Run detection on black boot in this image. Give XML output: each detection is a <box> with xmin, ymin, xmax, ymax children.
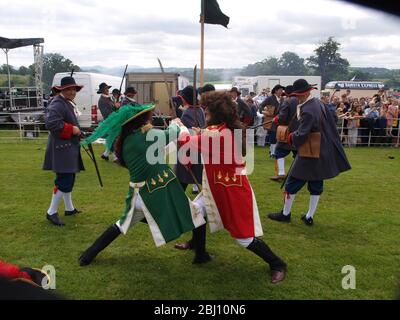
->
<box><xmin>247</xmin><ymin>238</ymin><xmax>287</xmax><ymax>284</ymax></box>
<box><xmin>192</xmin><ymin>224</ymin><xmax>212</xmax><ymax>264</ymax></box>
<box><xmin>79</xmin><ymin>224</ymin><xmax>121</xmax><ymax>266</ymax></box>
<box><xmin>267</xmin><ymin>210</ymin><xmax>291</xmax><ymax>223</ymax></box>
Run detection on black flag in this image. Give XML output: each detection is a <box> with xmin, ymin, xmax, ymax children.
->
<box><xmin>201</xmin><ymin>0</ymin><xmax>229</xmax><ymax>28</ymax></box>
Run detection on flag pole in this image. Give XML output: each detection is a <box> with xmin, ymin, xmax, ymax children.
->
<box><xmin>200</xmin><ymin>1</ymin><xmax>205</xmax><ymax>87</ymax></box>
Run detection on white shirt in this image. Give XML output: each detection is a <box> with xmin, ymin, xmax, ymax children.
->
<box><xmin>296</xmin><ymin>94</ymin><xmax>314</xmax><ymax>120</ymax></box>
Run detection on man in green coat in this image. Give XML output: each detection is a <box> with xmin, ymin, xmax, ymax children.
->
<box><xmin>79</xmin><ymin>103</ymin><xmax>209</xmax><ymax>266</ymax></box>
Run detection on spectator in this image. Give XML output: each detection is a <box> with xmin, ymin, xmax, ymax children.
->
<box><xmin>341</xmin><ymin>94</ymin><xmax>350</xmax><ymax>111</ymax></box>
<box><xmin>346</xmin><ymin>102</ymin><xmax>363</xmax><ymax>147</ymax></box>
<box><xmin>364</xmin><ymin>101</ymin><xmax>379</xmax><ymax>119</ymax></box>
<box><xmin>387</xmin><ymin>99</ymin><xmax>399</xmax><ymax>137</ymax></box>
<box><xmin>327</xmin><ymin>96</ymin><xmax>339</xmax><ymax>114</ymax></box>
<box><xmin>359</xmin><ymin>97</ymin><xmax>367</xmax><ymax>110</ymax></box>
<box><xmin>346</xmin><ymin>89</ymin><xmax>352</xmax><ymax>102</ymax></box>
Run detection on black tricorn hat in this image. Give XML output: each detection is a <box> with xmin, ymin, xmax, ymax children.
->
<box><xmin>199</xmin><ymin>83</ymin><xmax>216</xmax><ymax>94</ymax></box>
<box><xmin>97</xmin><ymin>82</ymin><xmax>112</xmax><ymax>94</ymax></box>
<box><xmin>282</xmin><ymin>85</ymin><xmax>294</xmax><ymax>96</ymax></box>
<box><xmin>179</xmin><ymin>85</ymin><xmax>196</xmax><ymax>105</ymax></box>
<box><xmin>271</xmin><ymin>84</ymin><xmax>285</xmax><ymax>95</ymax></box>
<box><xmin>124</xmin><ymin>86</ymin><xmax>137</xmax><ymax>95</ymax></box>
<box><xmin>291</xmin><ymin>79</ymin><xmax>318</xmax><ymax>95</ymax></box>
<box><xmin>53</xmin><ymin>76</ymin><xmax>83</xmax><ymax>92</ymax></box>
<box><xmin>229</xmin><ymin>87</ymin><xmax>241</xmax><ymax>96</ymax></box>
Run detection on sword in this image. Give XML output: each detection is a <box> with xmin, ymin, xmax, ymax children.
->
<box><xmin>185</xmin><ymin>165</ymin><xmax>202</xmax><ymax>192</ymax></box>
<box><xmin>249</xmin><ymin>119</ymin><xmax>273</xmax><ymax>129</ymax></box>
<box><xmin>118</xmin><ymin>64</ymin><xmax>128</xmax><ymax>100</ymax></box>
<box><xmin>193</xmin><ymin>64</ymin><xmax>197</xmax><ymax>107</ymax></box>
<box><xmin>157</xmin><ymin>58</ymin><xmax>177</xmax><ymax>119</ymax></box>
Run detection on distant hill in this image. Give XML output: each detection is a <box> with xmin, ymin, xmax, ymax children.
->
<box><xmin>351</xmin><ymin>67</ymin><xmax>400</xmax><ymax>78</ymax></box>
<box><xmin>80</xmin><ymin>66</ymin><xmax>241</xmax><ymax>83</ymax></box>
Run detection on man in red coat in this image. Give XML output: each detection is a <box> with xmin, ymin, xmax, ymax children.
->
<box><xmin>177</xmin><ymin>91</ymin><xmax>287</xmax><ymax>284</ymax></box>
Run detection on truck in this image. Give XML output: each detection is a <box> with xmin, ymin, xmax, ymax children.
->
<box><xmin>52</xmin><ymin>72</ymin><xmax>125</xmax><ymax>128</ymax></box>
<box><xmin>125</xmin><ymin>72</ymin><xmax>189</xmax><ymax>115</ymax></box>
<box><xmin>233</xmin><ymin>75</ymin><xmax>322</xmax><ymax>98</ymax></box>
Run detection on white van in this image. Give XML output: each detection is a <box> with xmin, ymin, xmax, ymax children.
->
<box><xmin>52</xmin><ymin>72</ymin><xmax>125</xmax><ymax>128</ymax></box>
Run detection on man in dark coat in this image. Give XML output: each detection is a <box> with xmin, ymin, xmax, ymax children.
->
<box><xmin>229</xmin><ymin>87</ymin><xmax>253</xmax><ymax>126</ymax></box>
<box><xmin>97</xmin><ymin>82</ymin><xmax>114</xmax><ymax>120</ymax></box>
<box><xmin>259</xmin><ymin>84</ymin><xmax>285</xmax><ymax>157</ymax></box>
<box><xmin>175</xmin><ymin>85</ymin><xmax>205</xmax><ymax>192</ymax></box>
<box><xmin>121</xmin><ymin>86</ymin><xmax>139</xmax><ymax>106</ymax></box>
<box><xmin>268</xmin><ymin>79</ymin><xmax>351</xmax><ymax>226</ymax></box>
<box><xmin>97</xmin><ymin>82</ymin><xmax>117</xmax><ymax>161</ymax></box>
<box><xmin>43</xmin><ymin>77</ymin><xmax>85</xmax><ymax>226</ymax></box>
<box><xmin>270</xmin><ymin>86</ymin><xmax>299</xmax><ymax>182</ymax></box>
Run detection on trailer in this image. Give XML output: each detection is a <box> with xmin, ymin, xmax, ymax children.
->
<box><xmin>125</xmin><ymin>72</ymin><xmax>189</xmax><ymax>115</ymax></box>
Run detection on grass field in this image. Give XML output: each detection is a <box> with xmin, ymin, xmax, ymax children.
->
<box><xmin>0</xmin><ymin>137</ymin><xmax>399</xmax><ymax>300</ymax></box>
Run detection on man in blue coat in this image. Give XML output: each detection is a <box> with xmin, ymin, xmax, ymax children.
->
<box><xmin>174</xmin><ymin>85</ymin><xmax>205</xmax><ymax>193</ymax></box>
<box><xmin>268</xmin><ymin>79</ymin><xmax>351</xmax><ymax>226</ymax></box>
<box><xmin>43</xmin><ymin>76</ymin><xmax>85</xmax><ymax>226</ymax></box>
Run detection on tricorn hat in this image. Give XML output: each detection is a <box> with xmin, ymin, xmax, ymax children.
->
<box><xmin>271</xmin><ymin>84</ymin><xmax>285</xmax><ymax>95</ymax></box>
<box><xmin>53</xmin><ymin>76</ymin><xmax>83</xmax><ymax>92</ymax></box>
<box><xmin>179</xmin><ymin>85</ymin><xmax>197</xmax><ymax>105</ymax></box>
<box><xmin>124</xmin><ymin>86</ymin><xmax>137</xmax><ymax>95</ymax></box>
<box><xmin>199</xmin><ymin>84</ymin><xmax>216</xmax><ymax>95</ymax></box>
<box><xmin>291</xmin><ymin>79</ymin><xmax>318</xmax><ymax>95</ymax></box>
<box><xmin>229</xmin><ymin>87</ymin><xmax>241</xmax><ymax>96</ymax></box>
<box><xmin>282</xmin><ymin>85</ymin><xmax>294</xmax><ymax>96</ymax></box>
<box><xmin>97</xmin><ymin>82</ymin><xmax>112</xmax><ymax>94</ymax></box>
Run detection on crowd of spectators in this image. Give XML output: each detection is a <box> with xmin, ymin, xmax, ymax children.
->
<box><xmin>322</xmin><ymin>89</ymin><xmax>399</xmax><ymax>147</ymax></box>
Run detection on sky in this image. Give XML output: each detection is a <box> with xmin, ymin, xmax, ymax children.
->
<box><xmin>1</xmin><ymin>0</ymin><xmax>400</xmax><ymax>70</ymax></box>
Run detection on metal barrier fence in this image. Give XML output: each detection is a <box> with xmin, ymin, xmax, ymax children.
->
<box><xmin>0</xmin><ymin>112</ymin><xmax>167</xmax><ymax>143</ymax></box>
<box><xmin>0</xmin><ymin>112</ymin><xmax>399</xmax><ymax>147</ymax></box>
<box><xmin>336</xmin><ymin>117</ymin><xmax>400</xmax><ymax>147</ymax></box>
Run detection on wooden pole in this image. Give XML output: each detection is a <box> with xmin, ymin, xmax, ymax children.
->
<box><xmin>200</xmin><ymin>15</ymin><xmax>205</xmax><ymax>87</ymax></box>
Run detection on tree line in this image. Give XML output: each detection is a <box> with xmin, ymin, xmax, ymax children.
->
<box><xmin>241</xmin><ymin>37</ymin><xmax>400</xmax><ymax>88</ymax></box>
<box><xmin>1</xmin><ymin>37</ymin><xmax>400</xmax><ymax>91</ymax></box>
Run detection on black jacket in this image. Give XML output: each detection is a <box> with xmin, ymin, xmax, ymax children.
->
<box><xmin>291</xmin><ymin>97</ymin><xmax>351</xmax><ymax>181</ymax></box>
